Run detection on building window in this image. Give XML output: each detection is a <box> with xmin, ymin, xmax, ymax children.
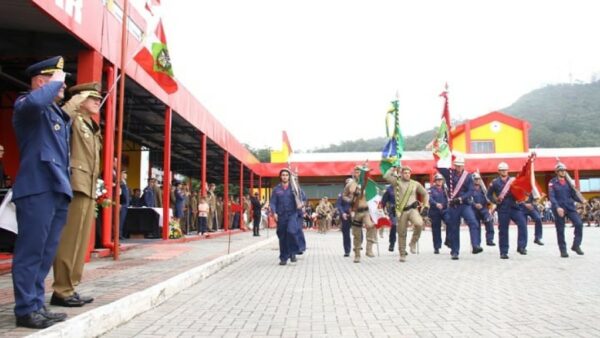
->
<box><xmin>580</xmin><ymin>178</ymin><xmax>600</xmax><ymax>192</ymax></box>
<box><xmin>471</xmin><ymin>140</ymin><xmax>495</xmax><ymax>154</ymax></box>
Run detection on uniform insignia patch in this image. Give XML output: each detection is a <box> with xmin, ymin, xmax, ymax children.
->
<box><xmin>54</xmin><ymin>123</ymin><xmax>61</xmax><ymax>131</ymax></box>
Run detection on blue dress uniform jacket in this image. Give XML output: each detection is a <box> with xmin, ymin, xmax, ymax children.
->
<box><xmin>524</xmin><ymin>194</ymin><xmax>543</xmax><ymax>241</ymax></box>
<box><xmin>548</xmin><ymin>177</ymin><xmax>584</xmax><ymax>251</ymax></box>
<box><xmin>142</xmin><ymin>186</ymin><xmax>155</xmax><ymax>207</ymax></box>
<box><xmin>11</xmin><ymin>81</ymin><xmax>72</xmax><ymax>317</ymax></box>
<box><xmin>428</xmin><ymin>185</ymin><xmax>449</xmax><ymax>250</ymax></box>
<box><xmin>270</xmin><ymin>183</ymin><xmax>300</xmax><ymax>262</ymax></box>
<box><xmin>12</xmin><ymin>81</ymin><xmax>72</xmax><ymax>200</ymax></box>
<box><xmin>336</xmin><ymin>193</ymin><xmax>352</xmax><ymax>255</ymax></box>
<box><xmin>437</xmin><ymin>168</ymin><xmax>480</xmax><ymax>256</ymax></box>
<box><xmin>487</xmin><ymin>176</ymin><xmax>528</xmax><ymax>255</ymax></box>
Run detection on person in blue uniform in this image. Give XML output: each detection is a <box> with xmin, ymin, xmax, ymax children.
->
<box><xmin>486</xmin><ymin>162</ymin><xmax>528</xmax><ymax>259</ymax></box>
<box><xmin>380</xmin><ymin>184</ymin><xmax>397</xmax><ymax>252</ymax></box>
<box><xmin>11</xmin><ymin>56</ymin><xmax>72</xmax><ymax>328</ymax></box>
<box><xmin>336</xmin><ymin>188</ymin><xmax>352</xmax><ymax>257</ymax></box>
<box><xmin>250</xmin><ymin>192</ymin><xmax>263</xmax><ymax>236</ymax></box>
<box><xmin>142</xmin><ymin>178</ymin><xmax>156</xmax><ymax>207</ymax></box>
<box><xmin>270</xmin><ymin>168</ymin><xmax>301</xmax><ymax>265</ymax></box>
<box><xmin>437</xmin><ymin>156</ymin><xmax>483</xmax><ymax>260</ymax></box>
<box><xmin>119</xmin><ymin>170</ymin><xmax>130</xmax><ymax>239</ymax></box>
<box><xmin>524</xmin><ymin>194</ymin><xmax>544</xmax><ymax>246</ymax></box>
<box><xmin>172</xmin><ymin>180</ymin><xmax>185</xmax><ymax>222</ymax></box>
<box><xmin>428</xmin><ymin>173</ymin><xmax>450</xmax><ymax>254</ymax></box>
<box><xmin>471</xmin><ymin>173</ymin><xmax>496</xmax><ymax>246</ymax></box>
<box><xmin>548</xmin><ymin>162</ymin><xmax>586</xmax><ymax>257</ymax></box>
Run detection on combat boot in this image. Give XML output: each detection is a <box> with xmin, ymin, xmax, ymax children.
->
<box><xmin>399</xmin><ymin>255</ymin><xmax>407</xmax><ymax>262</ymax></box>
<box><xmin>365</xmin><ymin>243</ymin><xmax>375</xmax><ymax>257</ymax></box>
<box><xmin>409</xmin><ymin>242</ymin><xmax>417</xmax><ymax>254</ymax></box>
<box><xmin>353</xmin><ymin>250</ymin><xmax>361</xmax><ymax>263</ymax></box>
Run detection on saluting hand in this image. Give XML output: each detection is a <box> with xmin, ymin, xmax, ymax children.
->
<box><xmin>50</xmin><ymin>70</ymin><xmax>66</xmax><ymax>83</ymax></box>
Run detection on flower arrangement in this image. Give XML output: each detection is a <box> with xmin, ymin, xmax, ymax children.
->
<box><xmin>95</xmin><ymin>178</ymin><xmax>112</xmax><ymax>217</ymax></box>
<box><xmin>169</xmin><ymin>218</ymin><xmax>183</xmax><ymax>239</ymax></box>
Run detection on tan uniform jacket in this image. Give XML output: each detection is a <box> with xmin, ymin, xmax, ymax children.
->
<box><xmin>383</xmin><ymin>168</ymin><xmax>429</xmax><ymax>213</ymax></box>
<box><xmin>342</xmin><ymin>178</ymin><xmax>367</xmax><ymax>208</ymax></box>
<box><xmin>62</xmin><ymin>102</ymin><xmax>101</xmax><ymax>198</ymax></box>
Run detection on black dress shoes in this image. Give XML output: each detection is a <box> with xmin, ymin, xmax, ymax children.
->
<box><xmin>472</xmin><ymin>247</ymin><xmax>483</xmax><ymax>254</ymax></box>
<box><xmin>74</xmin><ymin>292</ymin><xmax>94</xmax><ymax>304</ymax></box>
<box><xmin>486</xmin><ymin>241</ymin><xmax>496</xmax><ymax>246</ymax></box>
<box><xmin>500</xmin><ymin>254</ymin><xmax>509</xmax><ymax>259</ymax></box>
<box><xmin>388</xmin><ymin>245</ymin><xmax>394</xmax><ymax>252</ymax></box>
<box><xmin>343</xmin><ymin>253</ymin><xmax>350</xmax><ymax>257</ymax></box>
<box><xmin>571</xmin><ymin>246</ymin><xmax>584</xmax><ymax>255</ymax></box>
<box><xmin>517</xmin><ymin>248</ymin><xmax>527</xmax><ymax>255</ymax></box>
<box><xmin>39</xmin><ymin>306</ymin><xmax>67</xmax><ymax>322</ymax></box>
<box><xmin>451</xmin><ymin>255</ymin><xmax>459</xmax><ymax>260</ymax></box>
<box><xmin>534</xmin><ymin>239</ymin><xmax>544</xmax><ymax>245</ymax></box>
<box><xmin>16</xmin><ymin>311</ymin><xmax>55</xmax><ymax>329</ymax></box>
<box><xmin>434</xmin><ymin>248</ymin><xmax>440</xmax><ymax>254</ymax></box>
<box><xmin>290</xmin><ymin>255</ymin><xmax>297</xmax><ymax>262</ymax></box>
<box><xmin>560</xmin><ymin>251</ymin><xmax>569</xmax><ymax>258</ymax></box>
<box><xmin>279</xmin><ymin>260</ymin><xmax>287</xmax><ymax>266</ymax></box>
<box><xmin>50</xmin><ymin>293</ymin><xmax>85</xmax><ymax>307</ymax></box>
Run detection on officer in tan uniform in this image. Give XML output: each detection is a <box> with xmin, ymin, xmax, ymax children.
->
<box><xmin>343</xmin><ymin>165</ymin><xmax>376</xmax><ymax>263</ymax></box>
<box><xmin>51</xmin><ymin>82</ymin><xmax>102</xmax><ymax>306</ymax></box>
<box><xmin>207</xmin><ymin>183</ymin><xmax>218</xmax><ymax>232</ymax></box>
<box><xmin>383</xmin><ymin>165</ymin><xmax>429</xmax><ymax>262</ymax></box>
<box><xmin>315</xmin><ymin>197</ymin><xmax>332</xmax><ymax>233</ymax></box>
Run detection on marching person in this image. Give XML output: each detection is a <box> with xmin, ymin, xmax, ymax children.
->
<box><xmin>428</xmin><ymin>173</ymin><xmax>450</xmax><ymax>254</ymax></box>
<box><xmin>52</xmin><ymin>82</ymin><xmax>103</xmax><ymax>308</ymax></box>
<box><xmin>11</xmin><ymin>56</ymin><xmax>72</xmax><ymax>328</ymax></box>
<box><xmin>270</xmin><ymin>168</ymin><xmax>302</xmax><ymax>265</ymax></box>
<box><xmin>486</xmin><ymin>162</ymin><xmax>528</xmax><ymax>259</ymax></box>
<box><xmin>471</xmin><ymin>173</ymin><xmax>496</xmax><ymax>246</ymax></box>
<box><xmin>437</xmin><ymin>156</ymin><xmax>483</xmax><ymax>260</ymax></box>
<box><xmin>335</xmin><ymin>190</ymin><xmax>352</xmax><ymax>257</ymax></box>
<box><xmin>549</xmin><ymin>162</ymin><xmax>586</xmax><ymax>257</ymax></box>
<box><xmin>380</xmin><ymin>184</ymin><xmax>397</xmax><ymax>252</ymax></box>
<box><xmin>343</xmin><ymin>165</ymin><xmax>376</xmax><ymax>263</ymax></box>
<box><xmin>383</xmin><ymin>165</ymin><xmax>429</xmax><ymax>262</ymax></box>
<box><xmin>315</xmin><ymin>197</ymin><xmax>332</xmax><ymax>234</ymax></box>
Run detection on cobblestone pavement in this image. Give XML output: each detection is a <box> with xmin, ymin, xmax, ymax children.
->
<box><xmin>0</xmin><ymin>229</ymin><xmax>268</xmax><ymax>337</ymax></box>
<box><xmin>104</xmin><ymin>225</ymin><xmax>600</xmax><ymax>338</ymax></box>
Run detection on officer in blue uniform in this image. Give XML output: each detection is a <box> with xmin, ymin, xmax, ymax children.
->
<box><xmin>428</xmin><ymin>173</ymin><xmax>450</xmax><ymax>254</ymax></box>
<box><xmin>548</xmin><ymin>162</ymin><xmax>586</xmax><ymax>257</ymax></box>
<box><xmin>471</xmin><ymin>173</ymin><xmax>496</xmax><ymax>246</ymax></box>
<box><xmin>486</xmin><ymin>162</ymin><xmax>528</xmax><ymax>259</ymax></box>
<box><xmin>437</xmin><ymin>156</ymin><xmax>483</xmax><ymax>260</ymax></box>
<box><xmin>335</xmin><ymin>189</ymin><xmax>352</xmax><ymax>257</ymax></box>
<box><xmin>524</xmin><ymin>194</ymin><xmax>544</xmax><ymax>246</ymax></box>
<box><xmin>11</xmin><ymin>56</ymin><xmax>72</xmax><ymax>328</ymax></box>
<box><xmin>270</xmin><ymin>168</ymin><xmax>301</xmax><ymax>265</ymax></box>
<box><xmin>380</xmin><ymin>184</ymin><xmax>397</xmax><ymax>252</ymax></box>
<box><xmin>142</xmin><ymin>178</ymin><xmax>156</xmax><ymax>207</ymax></box>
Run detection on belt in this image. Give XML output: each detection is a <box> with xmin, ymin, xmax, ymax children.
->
<box><xmin>356</xmin><ymin>207</ymin><xmax>369</xmax><ymax>212</ymax></box>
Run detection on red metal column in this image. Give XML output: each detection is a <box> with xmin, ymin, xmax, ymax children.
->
<box><xmin>574</xmin><ymin>169</ymin><xmax>580</xmax><ymax>189</ymax></box>
<box><xmin>201</xmin><ymin>133</ymin><xmax>207</xmax><ymax>196</ymax></box>
<box><xmin>101</xmin><ymin>65</ymin><xmax>116</xmax><ymax>251</ymax></box>
<box><xmin>250</xmin><ymin>172</ymin><xmax>254</xmax><ymax>195</ymax></box>
<box><xmin>223</xmin><ymin>152</ymin><xmax>229</xmax><ymax>231</ymax></box>
<box><xmin>258</xmin><ymin>176</ymin><xmax>262</xmax><ymax>199</ymax></box>
<box><xmin>239</xmin><ymin>162</ymin><xmax>244</xmax><ymax>230</ymax></box>
<box><xmin>162</xmin><ymin>107</ymin><xmax>173</xmax><ymax>239</ymax></box>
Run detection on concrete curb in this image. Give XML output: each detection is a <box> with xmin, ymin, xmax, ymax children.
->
<box><xmin>29</xmin><ymin>237</ymin><xmax>277</xmax><ymax>338</ymax></box>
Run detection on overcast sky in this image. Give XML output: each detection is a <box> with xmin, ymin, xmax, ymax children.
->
<box><xmin>153</xmin><ymin>0</ymin><xmax>600</xmax><ymax>152</ymax></box>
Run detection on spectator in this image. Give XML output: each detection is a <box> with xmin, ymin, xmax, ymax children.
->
<box><xmin>197</xmin><ymin>195</ymin><xmax>209</xmax><ymax>235</ymax></box>
<box><xmin>130</xmin><ymin>188</ymin><xmax>143</xmax><ymax>207</ymax></box>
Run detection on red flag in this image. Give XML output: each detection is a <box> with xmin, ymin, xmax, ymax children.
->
<box><xmin>510</xmin><ymin>154</ymin><xmax>542</xmax><ymax>202</ymax></box>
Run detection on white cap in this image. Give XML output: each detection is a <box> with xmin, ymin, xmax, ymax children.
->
<box><xmin>453</xmin><ymin>157</ymin><xmax>465</xmax><ymax>166</ymax></box>
<box><xmin>555</xmin><ymin>162</ymin><xmax>567</xmax><ymax>171</ymax></box>
<box><xmin>498</xmin><ymin>162</ymin><xmax>509</xmax><ymax>171</ymax></box>
<box><xmin>434</xmin><ymin>173</ymin><xmax>444</xmax><ymax>180</ymax></box>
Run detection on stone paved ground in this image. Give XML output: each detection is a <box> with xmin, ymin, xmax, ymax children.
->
<box><xmin>103</xmin><ymin>225</ymin><xmax>600</xmax><ymax>338</ymax></box>
<box><xmin>0</xmin><ymin>229</ymin><xmax>268</xmax><ymax>337</ymax></box>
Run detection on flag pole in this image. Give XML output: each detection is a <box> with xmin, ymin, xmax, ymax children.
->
<box><xmin>112</xmin><ymin>0</ymin><xmax>129</xmax><ymax>260</ymax></box>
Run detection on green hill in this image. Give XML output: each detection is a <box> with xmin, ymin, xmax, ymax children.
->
<box><xmin>312</xmin><ymin>81</ymin><xmax>600</xmax><ymax>152</ymax></box>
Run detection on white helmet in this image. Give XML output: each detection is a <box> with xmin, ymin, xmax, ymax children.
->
<box><xmin>434</xmin><ymin>173</ymin><xmax>444</xmax><ymax>180</ymax></box>
<box><xmin>555</xmin><ymin>162</ymin><xmax>567</xmax><ymax>171</ymax></box>
<box><xmin>453</xmin><ymin>156</ymin><xmax>465</xmax><ymax>166</ymax></box>
<box><xmin>472</xmin><ymin>172</ymin><xmax>481</xmax><ymax>179</ymax></box>
<box><xmin>498</xmin><ymin>162</ymin><xmax>509</xmax><ymax>171</ymax></box>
